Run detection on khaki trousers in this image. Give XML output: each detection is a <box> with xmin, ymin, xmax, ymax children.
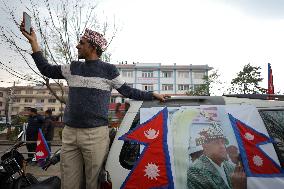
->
<box><xmin>60</xmin><ymin>125</ymin><xmax>109</xmax><ymax>189</ymax></box>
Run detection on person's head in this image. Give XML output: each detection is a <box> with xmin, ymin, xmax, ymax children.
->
<box><xmin>45</xmin><ymin>109</ymin><xmax>52</xmax><ymax>116</ymax></box>
<box><xmin>196</xmin><ymin>123</ymin><xmax>228</xmax><ymax>166</ymax></box>
<box><xmin>226</xmin><ymin>145</ymin><xmax>239</xmax><ymax>165</ymax></box>
<box><xmin>76</xmin><ymin>28</ymin><xmax>107</xmax><ymax>60</ymax></box>
<box><xmin>29</xmin><ymin>108</ymin><xmax>37</xmax><ymax>116</ymax></box>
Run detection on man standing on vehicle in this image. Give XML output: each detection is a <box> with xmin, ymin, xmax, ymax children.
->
<box><xmin>20</xmin><ymin>23</ymin><xmax>169</xmax><ymax>189</ymax></box>
<box><xmin>187</xmin><ymin>123</ymin><xmax>246</xmax><ymax>189</ymax></box>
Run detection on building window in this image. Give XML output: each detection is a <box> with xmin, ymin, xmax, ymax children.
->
<box><xmin>12</xmin><ymin>107</ymin><xmax>20</xmax><ymax>112</ymax></box>
<box><xmin>194</xmin><ymin>72</ymin><xmax>205</xmax><ymax>79</ymax></box>
<box><xmin>24</xmin><ymin>98</ymin><xmax>33</xmax><ymax>103</ymax></box>
<box><xmin>162</xmin><ymin>71</ymin><xmax>172</xmax><ymax>78</ymax></box>
<box><xmin>178</xmin><ymin>84</ymin><xmax>190</xmax><ymax>91</ymax></box>
<box><xmin>13</xmin><ymin>98</ymin><xmax>21</xmax><ymax>103</ymax></box>
<box><xmin>122</xmin><ymin>70</ymin><xmax>133</xmax><ymax>78</ymax></box>
<box><xmin>142</xmin><ymin>71</ymin><xmax>153</xmax><ymax>78</ymax></box>
<box><xmin>0</xmin><ymin>102</ymin><xmax>2</xmax><ymax>107</ymax></box>
<box><xmin>14</xmin><ymin>90</ymin><xmax>21</xmax><ymax>94</ymax></box>
<box><xmin>37</xmin><ymin>90</ymin><xmax>46</xmax><ymax>94</ymax></box>
<box><xmin>24</xmin><ymin>107</ymin><xmax>31</xmax><ymax>111</ymax></box>
<box><xmin>142</xmin><ymin>84</ymin><xmax>153</xmax><ymax>91</ymax></box>
<box><xmin>36</xmin><ymin>99</ymin><xmax>45</xmax><ymax>103</ymax></box>
<box><xmin>162</xmin><ymin>84</ymin><xmax>173</xmax><ymax>91</ymax></box>
<box><xmin>110</xmin><ymin>97</ymin><xmax>116</xmax><ymax>103</ymax></box>
<box><xmin>47</xmin><ymin>107</ymin><xmax>56</xmax><ymax>111</ymax></box>
<box><xmin>0</xmin><ymin>92</ymin><xmax>3</xmax><ymax>97</ymax></box>
<box><xmin>178</xmin><ymin>71</ymin><xmax>189</xmax><ymax>78</ymax></box>
<box><xmin>48</xmin><ymin>99</ymin><xmax>56</xmax><ymax>103</ymax></box>
<box><xmin>25</xmin><ymin>90</ymin><xmax>33</xmax><ymax>94</ymax></box>
<box><xmin>194</xmin><ymin>84</ymin><xmax>207</xmax><ymax>90</ymax></box>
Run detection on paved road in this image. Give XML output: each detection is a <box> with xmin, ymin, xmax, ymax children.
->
<box><xmin>0</xmin><ymin>143</ymin><xmax>61</xmax><ymax>179</ymax></box>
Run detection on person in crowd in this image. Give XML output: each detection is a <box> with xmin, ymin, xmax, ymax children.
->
<box><xmin>26</xmin><ymin>108</ymin><xmax>44</xmax><ymax>164</ymax></box>
<box><xmin>21</xmin><ymin>23</ymin><xmax>169</xmax><ymax>189</ymax></box>
<box><xmin>226</xmin><ymin>145</ymin><xmax>240</xmax><ymax>165</ymax></box>
<box><xmin>187</xmin><ymin>123</ymin><xmax>246</xmax><ymax>189</ymax></box>
<box><xmin>42</xmin><ymin>109</ymin><xmax>55</xmax><ymax>151</ymax></box>
<box><xmin>189</xmin><ymin>145</ymin><xmax>203</xmax><ymax>163</ymax></box>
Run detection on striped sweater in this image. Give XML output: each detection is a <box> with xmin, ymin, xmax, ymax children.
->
<box><xmin>31</xmin><ymin>51</ymin><xmax>154</xmax><ymax>128</ymax></box>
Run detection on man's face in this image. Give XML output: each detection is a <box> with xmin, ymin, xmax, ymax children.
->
<box><xmin>203</xmin><ymin>138</ymin><xmax>228</xmax><ymax>164</ymax></box>
<box><xmin>76</xmin><ymin>38</ymin><xmax>95</xmax><ymax>59</ymax></box>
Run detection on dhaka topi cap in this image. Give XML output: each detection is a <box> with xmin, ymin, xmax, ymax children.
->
<box><xmin>195</xmin><ymin>122</ymin><xmax>228</xmax><ymax>145</ymax></box>
<box><xmin>82</xmin><ymin>28</ymin><xmax>108</xmax><ymax>51</ymax></box>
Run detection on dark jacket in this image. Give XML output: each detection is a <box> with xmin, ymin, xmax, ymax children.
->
<box><xmin>26</xmin><ymin>114</ymin><xmax>44</xmax><ymax>141</ymax></box>
<box><xmin>42</xmin><ymin>115</ymin><xmax>55</xmax><ymax>141</ymax></box>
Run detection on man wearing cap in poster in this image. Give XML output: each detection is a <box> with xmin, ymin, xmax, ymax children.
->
<box><xmin>187</xmin><ymin>123</ymin><xmax>247</xmax><ymax>189</ymax></box>
<box><xmin>20</xmin><ymin>24</ymin><xmax>169</xmax><ymax>188</ymax></box>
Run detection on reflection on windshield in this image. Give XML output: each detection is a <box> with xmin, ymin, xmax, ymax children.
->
<box><xmin>259</xmin><ymin>110</ymin><xmax>284</xmax><ymax>168</ymax></box>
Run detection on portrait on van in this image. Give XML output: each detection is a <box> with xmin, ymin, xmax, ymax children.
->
<box><xmin>168</xmin><ymin>106</ymin><xmax>245</xmax><ymax>189</ymax></box>
<box><xmin>136</xmin><ymin>105</ymin><xmax>283</xmax><ymax>189</ymax></box>
<box><xmin>186</xmin><ymin>106</ymin><xmax>247</xmax><ymax>189</ymax></box>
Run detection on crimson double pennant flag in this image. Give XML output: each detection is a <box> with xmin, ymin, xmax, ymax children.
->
<box><xmin>229</xmin><ymin>114</ymin><xmax>284</xmax><ymax>176</ymax></box>
<box><xmin>267</xmin><ymin>63</ymin><xmax>274</xmax><ymax>95</ymax></box>
<box><xmin>119</xmin><ymin>108</ymin><xmax>174</xmax><ymax>189</ymax></box>
<box><xmin>35</xmin><ymin>129</ymin><xmax>51</xmax><ymax>163</ymax></box>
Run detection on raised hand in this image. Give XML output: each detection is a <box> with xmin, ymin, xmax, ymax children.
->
<box><xmin>231</xmin><ymin>163</ymin><xmax>247</xmax><ymax>189</ymax></box>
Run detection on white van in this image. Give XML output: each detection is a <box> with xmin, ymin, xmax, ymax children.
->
<box><xmin>103</xmin><ymin>95</ymin><xmax>284</xmax><ymax>189</ymax></box>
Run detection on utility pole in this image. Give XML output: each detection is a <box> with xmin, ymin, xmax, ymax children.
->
<box><xmin>6</xmin><ymin>81</ymin><xmax>15</xmax><ymax>139</ymax></box>
<box><xmin>7</xmin><ymin>81</ymin><xmax>15</xmax><ymax>123</ymax></box>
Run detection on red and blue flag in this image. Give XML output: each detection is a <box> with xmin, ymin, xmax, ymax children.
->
<box><xmin>229</xmin><ymin>114</ymin><xmax>283</xmax><ymax>176</ymax></box>
<box><xmin>35</xmin><ymin>128</ymin><xmax>51</xmax><ymax>166</ymax></box>
<box><xmin>267</xmin><ymin>63</ymin><xmax>274</xmax><ymax>95</ymax></box>
<box><xmin>119</xmin><ymin>108</ymin><xmax>174</xmax><ymax>189</ymax></box>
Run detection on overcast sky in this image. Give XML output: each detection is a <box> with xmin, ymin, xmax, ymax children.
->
<box><xmin>1</xmin><ymin>0</ymin><xmax>284</xmax><ymax>94</ymax></box>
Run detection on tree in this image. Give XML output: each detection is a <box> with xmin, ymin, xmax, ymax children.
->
<box><xmin>229</xmin><ymin>63</ymin><xmax>266</xmax><ymax>94</ymax></box>
<box><xmin>186</xmin><ymin>69</ymin><xmax>223</xmax><ymax>96</ymax></box>
<box><xmin>0</xmin><ymin>0</ymin><xmax>118</xmax><ymax>104</ymax></box>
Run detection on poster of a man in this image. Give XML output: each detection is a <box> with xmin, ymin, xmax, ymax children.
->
<box><xmin>139</xmin><ymin>105</ymin><xmax>282</xmax><ymax>188</ymax></box>
<box><xmin>187</xmin><ymin>123</ymin><xmax>246</xmax><ymax>189</ymax></box>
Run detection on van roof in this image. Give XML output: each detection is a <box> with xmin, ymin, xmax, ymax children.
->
<box><xmin>137</xmin><ymin>95</ymin><xmax>284</xmax><ymax>109</ymax></box>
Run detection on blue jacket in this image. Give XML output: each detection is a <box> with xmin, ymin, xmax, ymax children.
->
<box><xmin>26</xmin><ymin>114</ymin><xmax>44</xmax><ymax>140</ymax></box>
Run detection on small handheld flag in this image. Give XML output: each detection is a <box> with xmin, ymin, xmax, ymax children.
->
<box><xmin>35</xmin><ymin>129</ymin><xmax>51</xmax><ymax>166</ymax></box>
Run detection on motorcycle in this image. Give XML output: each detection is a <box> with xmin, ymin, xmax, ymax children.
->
<box><xmin>0</xmin><ymin>131</ymin><xmax>38</xmax><ymax>189</ymax></box>
<box><xmin>0</xmin><ymin>131</ymin><xmax>60</xmax><ymax>189</ymax></box>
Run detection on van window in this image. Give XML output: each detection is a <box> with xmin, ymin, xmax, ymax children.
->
<box><xmin>119</xmin><ymin>114</ymin><xmax>140</xmax><ymax>170</ymax></box>
<box><xmin>259</xmin><ymin>110</ymin><xmax>284</xmax><ymax>168</ymax></box>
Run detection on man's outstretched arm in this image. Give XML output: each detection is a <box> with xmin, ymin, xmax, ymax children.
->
<box><xmin>20</xmin><ymin>21</ymin><xmax>65</xmax><ymax>79</ymax></box>
<box><xmin>20</xmin><ymin>22</ymin><xmax>40</xmax><ymax>53</ymax></box>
